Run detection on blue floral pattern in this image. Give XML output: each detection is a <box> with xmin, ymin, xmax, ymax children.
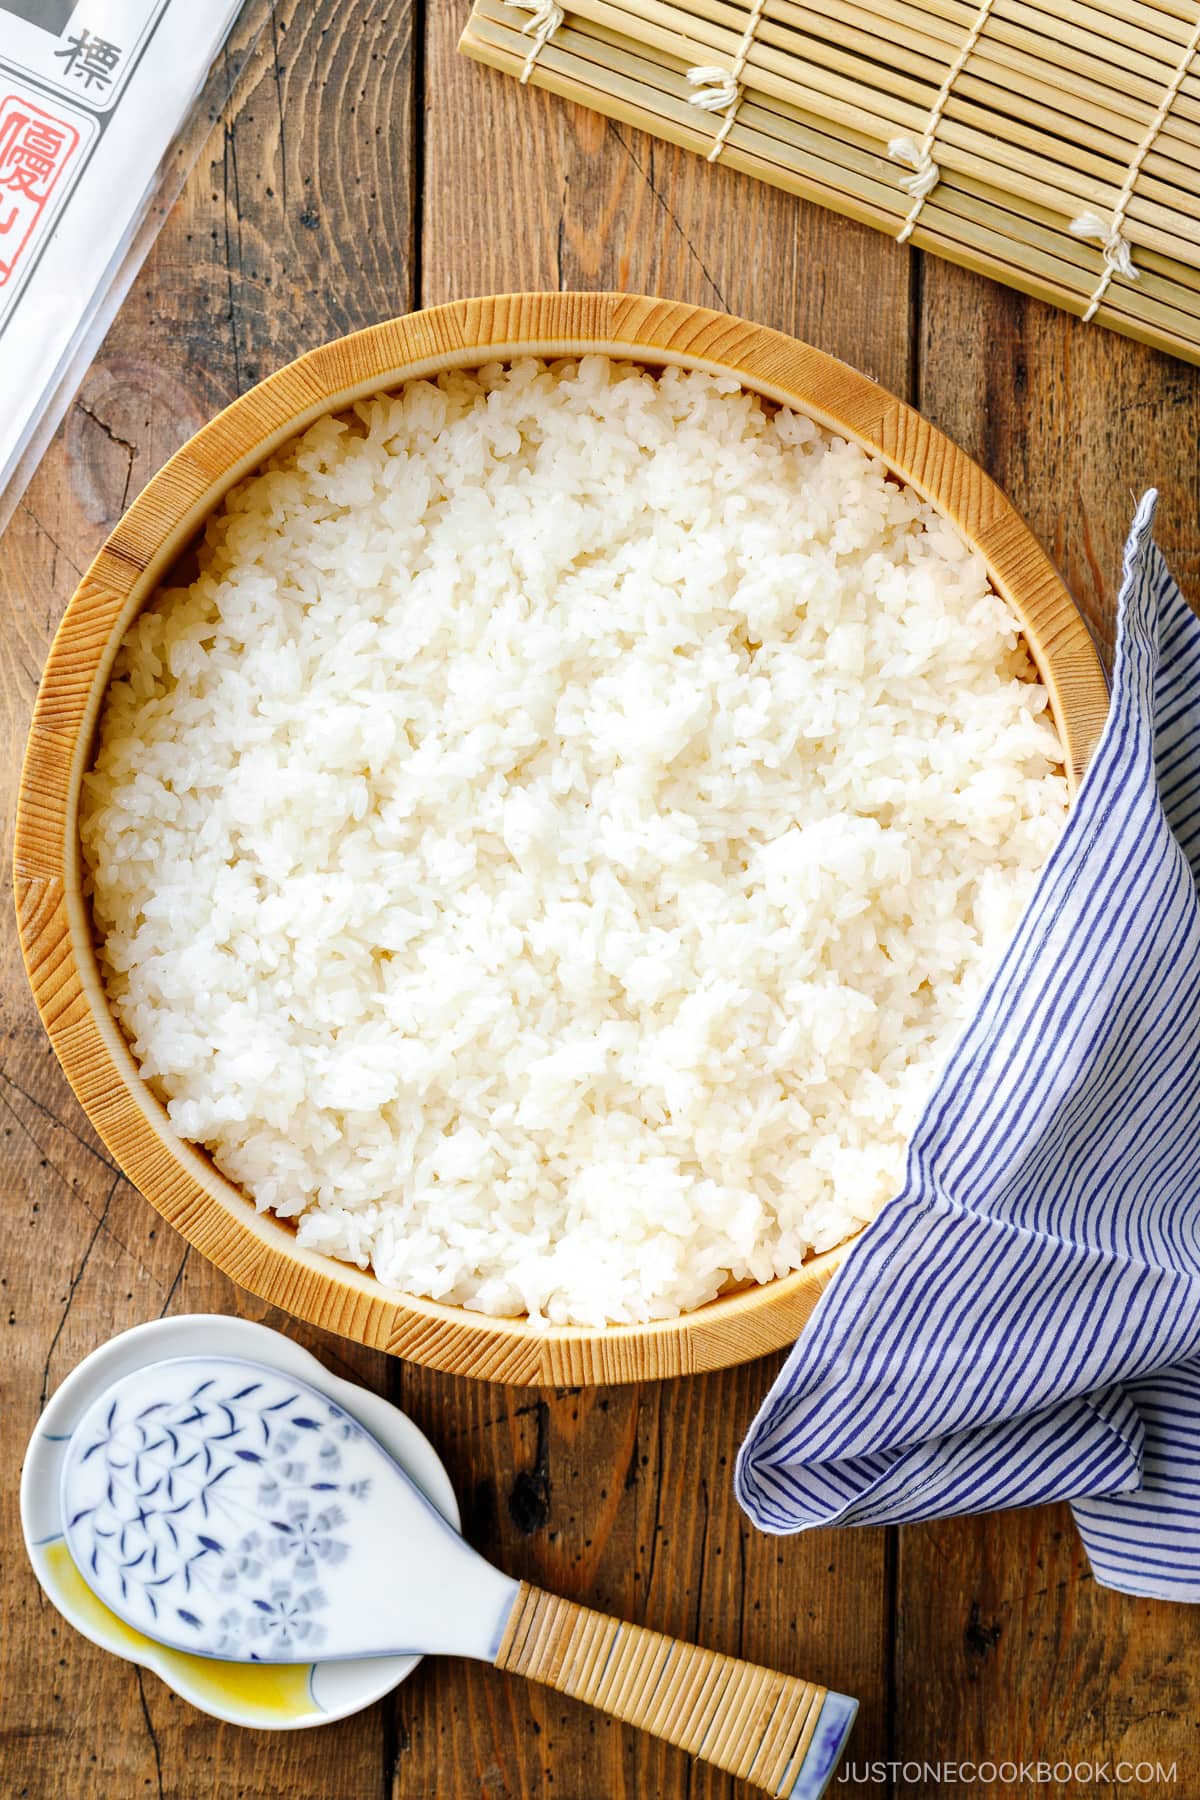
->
<box><xmin>62</xmin><ymin>1365</ymin><xmax>375</xmax><ymax>1659</ymax></box>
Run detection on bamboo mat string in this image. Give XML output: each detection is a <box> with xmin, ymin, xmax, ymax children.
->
<box><xmin>506</xmin><ymin>0</ymin><xmax>565</xmax><ymax>80</ymax></box>
<box><xmin>1070</xmin><ymin>11</ymin><xmax>1200</xmax><ymax>320</ymax></box>
<box><xmin>888</xmin><ymin>0</ymin><xmax>999</xmax><ymax>242</ymax></box>
<box><xmin>686</xmin><ymin>0</ymin><xmax>770</xmax><ymax>162</ymax></box>
<box><xmin>459</xmin><ymin>0</ymin><xmax>1200</xmax><ymax>365</ymax></box>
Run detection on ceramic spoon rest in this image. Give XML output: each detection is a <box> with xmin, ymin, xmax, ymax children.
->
<box><xmin>61</xmin><ymin>1354</ymin><xmax>856</xmax><ymax>1797</ymax></box>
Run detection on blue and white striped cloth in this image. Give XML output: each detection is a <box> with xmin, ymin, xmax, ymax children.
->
<box><xmin>736</xmin><ymin>493</ymin><xmax>1200</xmax><ymax>1601</ymax></box>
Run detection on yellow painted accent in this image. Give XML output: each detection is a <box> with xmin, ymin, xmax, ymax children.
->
<box><xmin>45</xmin><ymin>1541</ymin><xmax>315</xmax><ymax>1721</ymax></box>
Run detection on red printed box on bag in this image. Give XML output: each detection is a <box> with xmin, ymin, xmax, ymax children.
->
<box><xmin>0</xmin><ymin>90</ymin><xmax>81</xmax><ymax>289</ymax></box>
<box><xmin>0</xmin><ymin>0</ymin><xmax>245</xmax><ymax>520</ymax></box>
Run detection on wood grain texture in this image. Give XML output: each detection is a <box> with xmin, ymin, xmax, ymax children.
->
<box><xmin>391</xmin><ymin>1357</ymin><xmax>893</xmax><ymax>1799</ymax></box>
<box><xmin>2</xmin><ymin>2</ymin><xmax>1197</xmax><ymax>1799</ymax></box>
<box><xmin>892</xmin><ymin>249</ymin><xmax>1200</xmax><ymax>1800</ymax></box>
<box><xmin>424</xmin><ymin>0</ymin><xmax>914</xmax><ymax>392</ymax></box>
<box><xmin>894</xmin><ymin>1506</ymin><xmax>1200</xmax><ymax>1800</ymax></box>
<box><xmin>914</xmin><ymin>253</ymin><xmax>1200</xmax><ymax>670</ymax></box>
<box><xmin>1</xmin><ymin>6</ymin><xmax>414</xmax><ymax>1799</ymax></box>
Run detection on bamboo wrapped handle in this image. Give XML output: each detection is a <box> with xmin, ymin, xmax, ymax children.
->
<box><xmin>494</xmin><ymin>1581</ymin><xmax>857</xmax><ymax>1797</ymax></box>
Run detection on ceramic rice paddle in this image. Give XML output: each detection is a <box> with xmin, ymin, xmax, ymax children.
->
<box><xmin>60</xmin><ymin>1355</ymin><xmax>855</xmax><ymax>1796</ymax></box>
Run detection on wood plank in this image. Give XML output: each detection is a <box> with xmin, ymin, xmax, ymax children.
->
<box><xmin>424</xmin><ymin>5</ymin><xmax>912</xmax><ymax>391</ymax></box>
<box><xmin>894</xmin><ymin>257</ymin><xmax>1200</xmax><ymax>1798</ymax></box>
<box><xmin>19</xmin><ymin>1</ymin><xmax>1198</xmax><ymax>1794</ymax></box>
<box><xmin>395</xmin><ymin>1355</ymin><xmax>894</xmax><ymax>1798</ymax></box>
<box><xmin>0</xmin><ymin>2</ymin><xmax>417</xmax><ymax>1796</ymax></box>
<box><xmin>894</xmin><ymin>1507</ymin><xmax>1200</xmax><ymax>1798</ymax></box>
<box><xmin>912</xmin><ymin>256</ymin><xmax>1200</xmax><ymax>662</ymax></box>
<box><xmin>411</xmin><ymin>14</ymin><xmax>914</xmax><ymax>1796</ymax></box>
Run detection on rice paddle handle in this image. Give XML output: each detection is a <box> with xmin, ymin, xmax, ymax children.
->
<box><xmin>494</xmin><ymin>1581</ymin><xmax>857</xmax><ymax>1797</ymax></box>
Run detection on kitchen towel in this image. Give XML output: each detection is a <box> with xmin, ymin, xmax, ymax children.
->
<box><xmin>736</xmin><ymin>491</ymin><xmax>1200</xmax><ymax>1601</ymax></box>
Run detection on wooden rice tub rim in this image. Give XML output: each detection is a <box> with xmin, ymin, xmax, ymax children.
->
<box><xmin>13</xmin><ymin>292</ymin><xmax>1109</xmax><ymax>1386</ymax></box>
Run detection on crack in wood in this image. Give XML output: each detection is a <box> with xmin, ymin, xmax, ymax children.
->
<box><xmin>159</xmin><ymin>1244</ymin><xmax>190</xmax><ymax>1317</ymax></box>
<box><xmin>507</xmin><ymin>1395</ymin><xmax>551</xmax><ymax>1535</ymax></box>
<box><xmin>76</xmin><ymin>401</ymin><xmax>138</xmax><ymax>513</ymax></box>
<box><xmin>605</xmin><ymin>121</ymin><xmax>729</xmax><ymax>313</ymax></box>
<box><xmin>38</xmin><ymin>1169</ymin><xmax>121</xmax><ymax>1409</ymax></box>
<box><xmin>0</xmin><ymin>1067</ymin><xmax>120</xmax><ymax>1175</ymax></box>
<box><xmin>135</xmin><ymin>1666</ymin><xmax>166</xmax><ymax>1800</ymax></box>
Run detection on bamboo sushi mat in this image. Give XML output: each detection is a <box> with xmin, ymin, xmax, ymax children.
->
<box><xmin>458</xmin><ymin>0</ymin><xmax>1200</xmax><ymax>365</ymax></box>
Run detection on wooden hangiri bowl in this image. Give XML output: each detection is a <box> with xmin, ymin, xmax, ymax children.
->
<box><xmin>15</xmin><ymin>293</ymin><xmax>1109</xmax><ymax>1386</ymax></box>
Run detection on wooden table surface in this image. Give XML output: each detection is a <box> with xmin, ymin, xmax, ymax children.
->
<box><xmin>3</xmin><ymin>4</ymin><xmax>1200</xmax><ymax>1797</ymax></box>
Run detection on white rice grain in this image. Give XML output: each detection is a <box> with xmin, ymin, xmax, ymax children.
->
<box><xmin>81</xmin><ymin>357</ymin><xmax>1068</xmax><ymax>1326</ymax></box>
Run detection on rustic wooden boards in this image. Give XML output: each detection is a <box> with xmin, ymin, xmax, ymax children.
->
<box><xmin>2</xmin><ymin>9</ymin><xmax>413</xmax><ymax>1798</ymax></box>
<box><xmin>893</xmin><ymin>255</ymin><xmax>1200</xmax><ymax>1793</ymax></box>
<box><xmin>2</xmin><ymin>4</ymin><xmax>1199</xmax><ymax>1799</ymax></box>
